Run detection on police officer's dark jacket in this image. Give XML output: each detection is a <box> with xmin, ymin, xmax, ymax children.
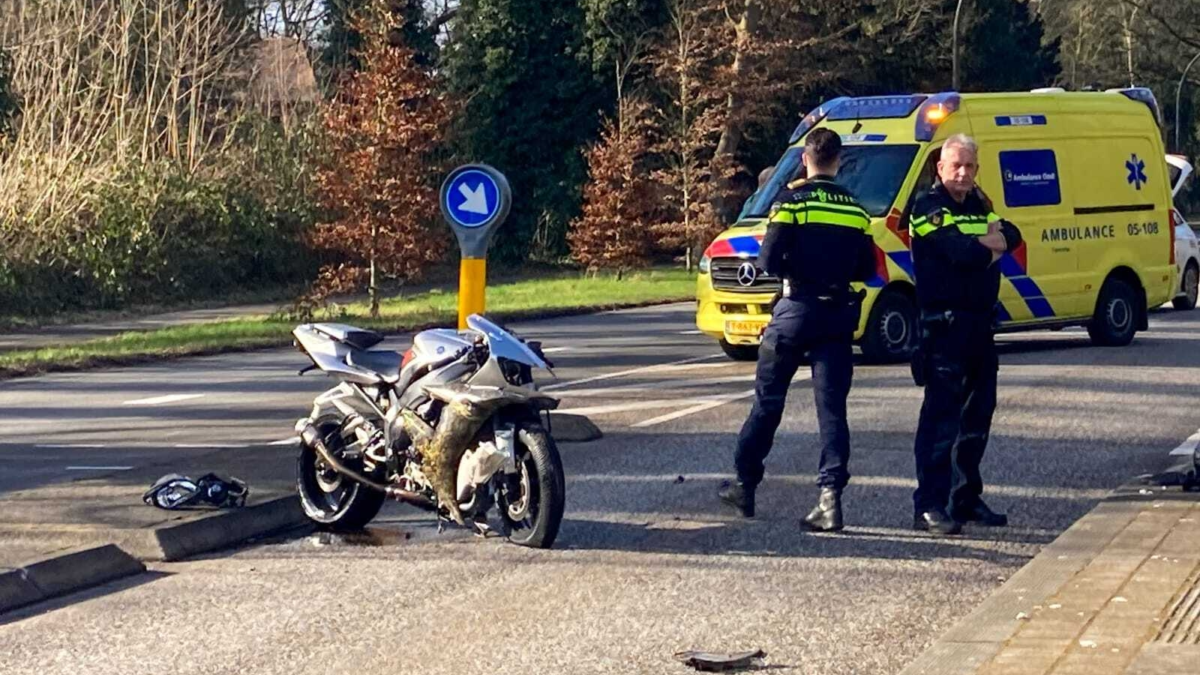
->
<box><xmin>907</xmin><ymin>181</ymin><xmax>1023</xmax><ymax>315</ymax></box>
<box><xmin>759</xmin><ymin>176</ymin><xmax>875</xmax><ymax>298</ymax></box>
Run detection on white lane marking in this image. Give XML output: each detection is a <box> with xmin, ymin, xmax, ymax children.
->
<box><xmin>632</xmin><ymin>388</ymin><xmax>758</xmax><ymax>428</ymax></box>
<box><xmin>1170</xmin><ymin>428</ymin><xmax>1200</xmax><ymax>456</ymax></box>
<box><xmin>678</xmin><ymin>330</ymin><xmax>703</xmax><ymax>335</ymax></box>
<box><xmin>543</xmin><ymin>354</ymin><xmax>724</xmax><ymax>391</ymax></box>
<box><xmin>541</xmin><ymin>347</ymin><xmax>571</xmax><ymax>353</ymax></box>
<box><xmin>566</xmin><ymin>473</ymin><xmax>1112</xmax><ymax>500</ymax></box>
<box><xmin>172</xmin><ymin>443</ymin><xmax>251</xmax><ymax>449</ymax></box>
<box><xmin>269</xmin><ymin>438</ymin><xmax>300</xmax><ymax>446</ymax></box>
<box><xmin>560</xmin><ymin>373</ymin><xmax>756</xmax><ymax>398</ymax></box>
<box><xmin>66</xmin><ymin>466</ymin><xmax>133</xmax><ymax>471</ymax></box>
<box><xmin>35</xmin><ymin>444</ymin><xmax>108</xmax><ymax>449</ymax></box>
<box><xmin>630</xmin><ymin>371</ymin><xmax>814</xmax><ymax>428</ymax></box>
<box><xmin>557</xmin><ymin>399</ymin><xmax>716</xmax><ymax>416</ymax></box>
<box><xmin>122</xmin><ymin>394</ymin><xmax>206</xmax><ymax>406</ymax></box>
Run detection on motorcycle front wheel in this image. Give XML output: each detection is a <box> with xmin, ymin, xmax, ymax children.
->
<box><xmin>296</xmin><ymin>417</ymin><xmax>385</xmax><ymax>531</ymax></box>
<box><xmin>498</xmin><ymin>424</ymin><xmax>565</xmax><ymax>549</ymax></box>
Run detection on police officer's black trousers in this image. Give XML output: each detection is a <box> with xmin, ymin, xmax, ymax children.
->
<box><xmin>912</xmin><ymin>316</ymin><xmax>998</xmax><ymax>515</ymax></box>
<box><xmin>734</xmin><ymin>297</ymin><xmax>855</xmax><ymax>492</ymax></box>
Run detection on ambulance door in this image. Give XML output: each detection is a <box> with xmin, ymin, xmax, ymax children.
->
<box><xmin>976</xmin><ymin>139</ymin><xmax>1079</xmax><ymax>322</ymax></box>
<box><xmin>1068</xmin><ymin>136</ymin><xmax>1171</xmax><ymax>308</ymax></box>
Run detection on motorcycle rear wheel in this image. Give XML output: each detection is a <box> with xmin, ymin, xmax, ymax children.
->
<box><xmin>498</xmin><ymin>424</ymin><xmax>565</xmax><ymax>549</ymax></box>
<box><xmin>296</xmin><ymin>417</ymin><xmax>385</xmax><ymax>531</ymax></box>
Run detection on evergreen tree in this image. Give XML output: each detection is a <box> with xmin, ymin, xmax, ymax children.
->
<box><xmin>443</xmin><ymin>0</ymin><xmax>605</xmax><ymax>262</ymax></box>
<box><xmin>961</xmin><ymin>0</ymin><xmax>1060</xmax><ymax>92</ymax></box>
<box><xmin>322</xmin><ymin>0</ymin><xmax>439</xmax><ymax>75</ymax></box>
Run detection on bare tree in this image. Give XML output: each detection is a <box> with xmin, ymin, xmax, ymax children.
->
<box><xmin>0</xmin><ymin>0</ymin><xmax>248</xmax><ymax>259</ymax></box>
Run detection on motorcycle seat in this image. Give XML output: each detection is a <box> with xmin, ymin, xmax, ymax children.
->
<box><xmin>346</xmin><ymin>350</ymin><xmax>403</xmax><ymax>383</ymax></box>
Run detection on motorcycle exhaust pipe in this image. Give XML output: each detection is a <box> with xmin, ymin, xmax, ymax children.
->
<box><xmin>295</xmin><ymin>420</ymin><xmax>436</xmax><ymax>510</ymax></box>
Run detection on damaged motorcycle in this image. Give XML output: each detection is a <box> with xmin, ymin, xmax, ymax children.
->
<box><xmin>291</xmin><ymin>314</ymin><xmax>565</xmax><ymax>549</ymax></box>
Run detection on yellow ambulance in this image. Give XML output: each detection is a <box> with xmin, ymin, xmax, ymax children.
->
<box><xmin>696</xmin><ymin>88</ymin><xmax>1178</xmax><ymax>362</ymax></box>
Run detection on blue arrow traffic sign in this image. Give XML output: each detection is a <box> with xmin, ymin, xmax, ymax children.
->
<box><xmin>444</xmin><ymin>169</ymin><xmax>501</xmax><ymax>228</ymax></box>
<box><xmin>439</xmin><ymin>163</ymin><xmax>512</xmax><ymax>259</ymax></box>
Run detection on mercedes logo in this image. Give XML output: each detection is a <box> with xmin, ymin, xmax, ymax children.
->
<box><xmin>736</xmin><ymin>262</ymin><xmax>758</xmax><ymax>287</ymax></box>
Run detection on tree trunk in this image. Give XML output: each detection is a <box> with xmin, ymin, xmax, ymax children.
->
<box><xmin>1122</xmin><ymin>6</ymin><xmax>1139</xmax><ymax>88</ymax></box>
<box><xmin>369</xmin><ymin>221</ymin><xmax>379</xmax><ymax>319</ymax></box>
<box><xmin>711</xmin><ymin>1</ymin><xmax>761</xmax><ymax>224</ymax></box>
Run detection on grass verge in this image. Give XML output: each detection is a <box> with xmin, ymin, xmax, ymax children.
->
<box><xmin>0</xmin><ymin>268</ymin><xmax>697</xmax><ymax>378</ymax></box>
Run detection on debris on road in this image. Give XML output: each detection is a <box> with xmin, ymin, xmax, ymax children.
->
<box><xmin>674</xmin><ymin>649</ymin><xmax>767</xmax><ymax>672</ymax></box>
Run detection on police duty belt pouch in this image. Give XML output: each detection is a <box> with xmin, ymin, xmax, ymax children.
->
<box><xmin>143</xmin><ymin>472</ymin><xmax>249</xmax><ymax>510</ymax></box>
<box><xmin>910</xmin><ymin>346</ymin><xmax>926</xmax><ymax>387</ymax></box>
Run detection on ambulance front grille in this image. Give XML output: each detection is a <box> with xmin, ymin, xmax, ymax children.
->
<box><xmin>710</xmin><ymin>257</ymin><xmax>781</xmax><ymax>294</ymax></box>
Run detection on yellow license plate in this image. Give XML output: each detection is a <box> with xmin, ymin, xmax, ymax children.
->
<box><xmin>724</xmin><ymin>320</ymin><xmax>768</xmax><ymax>337</ymax></box>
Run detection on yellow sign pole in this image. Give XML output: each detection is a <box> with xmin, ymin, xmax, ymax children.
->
<box><xmin>458</xmin><ymin>257</ymin><xmax>487</xmax><ymax>329</ymax></box>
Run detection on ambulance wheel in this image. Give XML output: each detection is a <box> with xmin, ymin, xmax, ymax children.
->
<box><xmin>720</xmin><ymin>341</ymin><xmax>759</xmax><ymax>361</ymax></box>
<box><xmin>1088</xmin><ymin>278</ymin><xmax>1138</xmax><ymax>346</ymax></box>
<box><xmin>1173</xmin><ymin>263</ymin><xmax>1198</xmax><ymax>310</ymax></box>
<box><xmin>861</xmin><ymin>290</ymin><xmax>917</xmax><ymax>364</ymax></box>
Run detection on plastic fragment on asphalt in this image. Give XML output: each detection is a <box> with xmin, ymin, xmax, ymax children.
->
<box><xmin>675</xmin><ymin>649</ymin><xmax>767</xmax><ymax>672</ymax></box>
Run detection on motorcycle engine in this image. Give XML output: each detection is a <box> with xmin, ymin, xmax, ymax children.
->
<box><xmin>456</xmin><ymin>441</ymin><xmax>507</xmax><ymax>510</ymax></box>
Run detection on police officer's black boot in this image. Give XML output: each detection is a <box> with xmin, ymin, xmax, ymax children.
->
<box><xmin>950</xmin><ymin>500</ymin><xmax>1008</xmax><ymax>527</ymax></box>
<box><xmin>913</xmin><ymin>508</ymin><xmax>963</xmax><ymax>535</ymax></box>
<box><xmin>801</xmin><ymin>487</ymin><xmax>843</xmax><ymax>532</ymax></box>
<box><xmin>718</xmin><ymin>481</ymin><xmax>755</xmax><ymax>518</ymax></box>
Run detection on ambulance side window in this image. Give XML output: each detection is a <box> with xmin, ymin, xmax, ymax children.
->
<box><xmin>914</xmin><ymin>148</ymin><xmax>942</xmax><ymax>196</ymax></box>
<box><xmin>902</xmin><ymin>148</ymin><xmax>941</xmax><ymax>218</ymax></box>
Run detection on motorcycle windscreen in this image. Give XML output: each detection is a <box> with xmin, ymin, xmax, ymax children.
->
<box><xmin>465</xmin><ymin>315</ymin><xmax>551</xmax><ymax>371</ymax></box>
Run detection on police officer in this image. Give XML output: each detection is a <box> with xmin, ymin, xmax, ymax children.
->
<box><xmin>908</xmin><ymin>133</ymin><xmax>1022</xmax><ymax>536</ymax></box>
<box><xmin>719</xmin><ymin>128</ymin><xmax>875</xmax><ymax>532</ymax></box>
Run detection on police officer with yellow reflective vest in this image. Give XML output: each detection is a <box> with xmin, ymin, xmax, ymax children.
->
<box><xmin>719</xmin><ymin>128</ymin><xmax>875</xmax><ymax>532</ymax></box>
<box><xmin>907</xmin><ymin>134</ymin><xmax>1022</xmax><ymax>536</ymax></box>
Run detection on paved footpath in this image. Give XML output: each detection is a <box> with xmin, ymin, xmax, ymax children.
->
<box><xmin>902</xmin><ymin>480</ymin><xmax>1200</xmax><ymax>675</ymax></box>
<box><xmin>0</xmin><ymin>302</ymin><xmax>283</xmax><ymax>353</ymax></box>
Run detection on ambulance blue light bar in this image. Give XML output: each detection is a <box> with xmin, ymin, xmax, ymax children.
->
<box><xmin>789</xmin><ymin>97</ymin><xmax>851</xmax><ymax>144</ymax></box>
<box><xmin>914</xmin><ymin>93</ymin><xmax>962</xmax><ymax>141</ymax></box>
<box><xmin>1107</xmin><ymin>87</ymin><xmax>1162</xmax><ymax>126</ymax></box>
<box><xmin>825</xmin><ymin>95</ymin><xmax>928</xmax><ymax>121</ymax></box>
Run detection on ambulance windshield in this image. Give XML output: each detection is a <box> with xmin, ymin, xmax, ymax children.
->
<box><xmin>742</xmin><ymin>144</ymin><xmax>919</xmax><ymax>221</ymax></box>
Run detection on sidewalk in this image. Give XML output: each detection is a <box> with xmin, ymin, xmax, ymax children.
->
<box><xmin>900</xmin><ymin>473</ymin><xmax>1200</xmax><ymax>675</ymax></box>
<box><xmin>0</xmin><ymin>302</ymin><xmax>284</xmax><ymax>353</ymax></box>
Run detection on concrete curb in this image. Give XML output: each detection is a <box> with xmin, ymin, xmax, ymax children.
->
<box><xmin>0</xmin><ymin>496</ymin><xmax>309</xmax><ymax>615</ymax></box>
<box><xmin>0</xmin><ymin>545</ymin><xmax>145</xmax><ymax>615</ymax></box>
<box><xmin>116</xmin><ymin>495</ymin><xmax>310</xmax><ymax>562</ymax></box>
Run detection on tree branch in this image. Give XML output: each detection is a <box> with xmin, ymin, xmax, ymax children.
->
<box><xmin>430</xmin><ymin>6</ymin><xmax>458</xmax><ymax>31</ymax></box>
<box><xmin>1122</xmin><ymin>0</ymin><xmax>1200</xmax><ymax>52</ymax></box>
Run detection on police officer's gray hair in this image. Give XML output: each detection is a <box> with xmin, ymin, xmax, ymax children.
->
<box><xmin>943</xmin><ymin>134</ymin><xmax>979</xmax><ymax>158</ymax></box>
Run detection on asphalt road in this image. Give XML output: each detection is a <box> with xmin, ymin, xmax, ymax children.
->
<box><xmin>1</xmin><ymin>302</ymin><xmax>1198</xmax><ymax>674</ymax></box>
